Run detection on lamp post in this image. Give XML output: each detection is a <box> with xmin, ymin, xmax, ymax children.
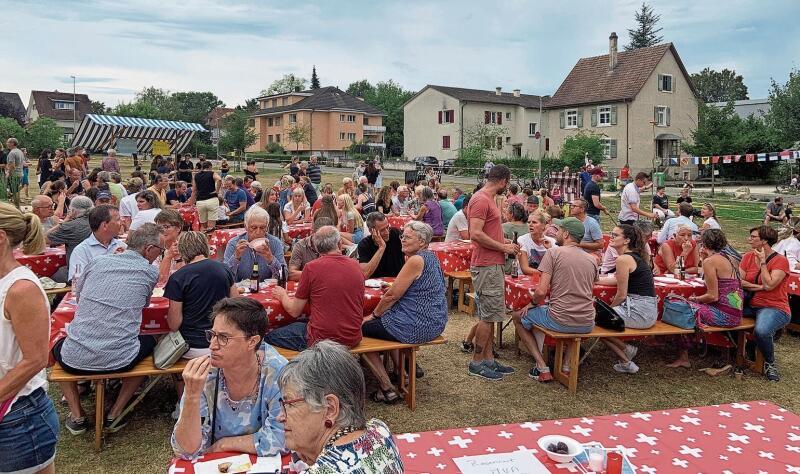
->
<box><xmin>70</xmin><ymin>75</ymin><xmax>77</xmax><ymax>138</ymax></box>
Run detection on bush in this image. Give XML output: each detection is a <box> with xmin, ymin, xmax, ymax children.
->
<box><xmin>266</xmin><ymin>142</ymin><xmax>285</xmax><ymax>154</ymax></box>
<box><xmin>604</xmin><ymin>182</ymin><xmax>618</xmax><ymax>192</ymax></box>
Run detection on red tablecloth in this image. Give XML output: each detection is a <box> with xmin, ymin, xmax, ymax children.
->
<box><xmin>14</xmin><ymin>247</ymin><xmax>66</xmax><ymax>278</ymax></box>
<box><xmin>287</xmin><ymin>222</ymin><xmax>313</xmax><ymax>239</ymax></box>
<box><xmin>787</xmin><ymin>273</ymin><xmax>800</xmax><ymax>296</ymax></box>
<box><xmin>175</xmin><ymin>204</ymin><xmax>200</xmax><ymax>230</ymax></box>
<box><xmin>504</xmin><ymin>274</ymin><xmax>706</xmax><ymax>314</ymax></box>
<box><xmin>388</xmin><ymin>215</ymin><xmax>414</xmax><ymax>229</ymax></box>
<box><xmin>208</xmin><ymin>228</ymin><xmax>246</xmax><ymax>254</ymax></box>
<box><xmin>429</xmin><ymin>241</ymin><xmax>472</xmax><ymax>272</ymax></box>
<box><xmin>396</xmin><ymin>400</ymin><xmax>800</xmax><ymax>473</ymax></box>
<box><xmin>49</xmin><ymin>279</ymin><xmax>389</xmax><ymax>357</ymax></box>
<box><xmin>168</xmin><ymin>452</ymin><xmax>297</xmax><ymax>474</ymax></box>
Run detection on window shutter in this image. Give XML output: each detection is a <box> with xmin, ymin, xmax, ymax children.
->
<box><xmin>610</xmin><ymin>105</ymin><xmax>618</xmax><ymax>125</ymax></box>
<box><xmin>590</xmin><ymin>107</ymin><xmax>597</xmax><ymax>127</ymax></box>
<box><xmin>577</xmin><ymin>110</ymin><xmax>584</xmax><ymax>128</ymax></box>
<box><xmin>672</xmin><ymin>77</ymin><xmax>675</xmax><ymax>93</ymax></box>
<box><xmin>497</xmin><ymin>137</ymin><xmax>502</xmax><ymax>150</ymax></box>
<box><xmin>654</xmin><ymin>106</ymin><xmax>658</xmax><ymax>123</ymax></box>
<box><xmin>497</xmin><ymin>112</ymin><xmax>502</xmax><ymax>125</ymax></box>
<box><xmin>666</xmin><ymin>107</ymin><xmax>671</xmax><ymax>126</ymax></box>
<box><xmin>485</xmin><ymin>111</ymin><xmax>490</xmax><ymax>124</ymax></box>
<box><xmin>438</xmin><ymin>111</ymin><xmax>442</xmax><ymax>124</ymax></box>
<box><xmin>611</xmin><ymin>140</ymin><xmax>618</xmax><ymax>159</ymax></box>
<box><xmin>658</xmin><ymin>74</ymin><xmax>663</xmax><ymax>91</ymax></box>
<box><xmin>559</xmin><ymin>111</ymin><xmax>565</xmax><ymax>129</ymax></box>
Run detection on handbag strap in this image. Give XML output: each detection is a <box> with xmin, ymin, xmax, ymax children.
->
<box><xmin>210</xmin><ymin>370</ymin><xmax>220</xmax><ymax>446</ymax></box>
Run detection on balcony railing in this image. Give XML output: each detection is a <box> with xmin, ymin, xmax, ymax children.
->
<box><xmin>363</xmin><ymin>125</ymin><xmax>386</xmax><ymax>133</ymax></box>
<box><xmin>366</xmin><ymin>142</ymin><xmax>386</xmax><ymax>148</ymax></box>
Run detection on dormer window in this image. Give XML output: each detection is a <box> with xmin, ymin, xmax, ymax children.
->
<box><xmin>54</xmin><ymin>100</ymin><xmax>75</xmax><ymax>110</ymax></box>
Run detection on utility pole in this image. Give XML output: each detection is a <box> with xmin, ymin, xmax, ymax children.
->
<box><xmin>537</xmin><ymin>95</ymin><xmax>543</xmax><ymax>184</ymax></box>
<box><xmin>70</xmin><ymin>75</ymin><xmax>77</xmax><ymax>138</ymax></box>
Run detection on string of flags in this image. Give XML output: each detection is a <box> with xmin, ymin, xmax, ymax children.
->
<box><xmin>668</xmin><ymin>150</ymin><xmax>800</xmax><ymax>166</ymax></box>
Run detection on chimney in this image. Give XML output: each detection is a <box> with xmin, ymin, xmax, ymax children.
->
<box><xmin>495</xmin><ymin>87</ymin><xmax>502</xmax><ymax>96</ymax></box>
<box><xmin>513</xmin><ymin>89</ymin><xmax>520</xmax><ymax>97</ymax></box>
<box><xmin>609</xmin><ymin>32</ymin><xmax>618</xmax><ymax>70</ymax></box>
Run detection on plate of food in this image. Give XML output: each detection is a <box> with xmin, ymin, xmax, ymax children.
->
<box><xmin>364</xmin><ymin>279</ymin><xmax>383</xmax><ymax>288</ymax></box>
<box><xmin>191</xmin><ymin>454</ymin><xmax>252</xmax><ymax>474</ymax></box>
<box><xmin>152</xmin><ymin>287</ymin><xmax>165</xmax><ymax>298</ymax></box>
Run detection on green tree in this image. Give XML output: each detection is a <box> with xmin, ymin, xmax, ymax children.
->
<box><xmin>172</xmin><ymin>91</ymin><xmax>224</xmax><ymax>124</ymax></box>
<box><xmin>286</xmin><ymin>123</ymin><xmax>311</xmax><ymax>156</ymax></box>
<box><xmin>346</xmin><ymin>79</ymin><xmax>375</xmax><ymax>98</ymax></box>
<box><xmin>132</xmin><ymin>87</ymin><xmax>182</xmax><ymax>120</ymax></box>
<box><xmin>261</xmin><ymin>74</ymin><xmax>308</xmax><ymax>96</ymax></box>
<box><xmin>625</xmin><ymin>3</ymin><xmax>663</xmax><ymax>50</ymax></box>
<box><xmin>766</xmin><ymin>69</ymin><xmax>800</xmax><ymax>148</ymax></box>
<box><xmin>346</xmin><ymin>80</ymin><xmax>412</xmax><ymax>156</ymax></box>
<box><xmin>243</xmin><ymin>98</ymin><xmax>259</xmax><ymax>112</ymax></box>
<box><xmin>690</xmin><ymin>68</ymin><xmax>749</xmax><ymax>102</ymax></box>
<box><xmin>0</xmin><ymin>117</ymin><xmax>25</xmax><ymax>144</ymax></box>
<box><xmin>310</xmin><ymin>66</ymin><xmax>320</xmax><ymax>89</ymax></box>
<box><xmin>559</xmin><ymin>131</ymin><xmax>605</xmax><ymax>169</ymax></box>
<box><xmin>217</xmin><ymin>109</ymin><xmax>258</xmax><ymax>157</ymax></box>
<box><xmin>460</xmin><ymin>121</ymin><xmax>509</xmax><ymax>161</ymax></box>
<box><xmin>25</xmin><ymin>118</ymin><xmax>66</xmax><ymax>156</ymax></box>
<box><xmin>90</xmin><ymin>100</ymin><xmax>110</xmax><ymax>115</ymax></box>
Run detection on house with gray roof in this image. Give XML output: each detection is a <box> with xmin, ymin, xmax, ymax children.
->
<box><xmin>26</xmin><ymin>90</ymin><xmax>92</xmax><ymax>141</ymax></box>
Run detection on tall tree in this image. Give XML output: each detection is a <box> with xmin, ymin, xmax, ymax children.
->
<box><xmin>346</xmin><ymin>79</ymin><xmax>375</xmax><ymax>98</ymax></box>
<box><xmin>24</xmin><ymin>118</ymin><xmax>66</xmax><ymax>156</ymax></box>
<box><xmin>172</xmin><ymin>91</ymin><xmax>224</xmax><ymax>124</ymax></box>
<box><xmin>261</xmin><ymin>74</ymin><xmax>308</xmax><ymax>96</ymax></box>
<box><xmin>242</xmin><ymin>98</ymin><xmax>259</xmax><ymax>112</ymax></box>
<box><xmin>286</xmin><ymin>123</ymin><xmax>311</xmax><ymax>156</ymax></box>
<box><xmin>310</xmin><ymin>66</ymin><xmax>320</xmax><ymax>89</ymax></box>
<box><xmin>766</xmin><ymin>69</ymin><xmax>800</xmax><ymax>148</ymax></box>
<box><xmin>90</xmin><ymin>100</ymin><xmax>110</xmax><ymax>115</ymax></box>
<box><xmin>346</xmin><ymin>79</ymin><xmax>413</xmax><ymax>156</ymax></box>
<box><xmin>0</xmin><ymin>117</ymin><xmax>26</xmax><ymax>144</ymax></box>
<box><xmin>217</xmin><ymin>109</ymin><xmax>258</xmax><ymax>156</ymax></box>
<box><xmin>690</xmin><ymin>68</ymin><xmax>749</xmax><ymax>102</ymax></box>
<box><xmin>625</xmin><ymin>2</ymin><xmax>663</xmax><ymax>50</ymax></box>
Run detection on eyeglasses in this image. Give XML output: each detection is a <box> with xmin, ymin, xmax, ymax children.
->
<box><xmin>148</xmin><ymin>244</ymin><xmax>165</xmax><ymax>253</ymax></box>
<box><xmin>204</xmin><ymin>329</ymin><xmax>250</xmax><ymax>347</ymax></box>
<box><xmin>399</xmin><ymin>234</ymin><xmax>418</xmax><ymax>241</ymax></box>
<box><xmin>610</xmin><ymin>232</ymin><xmax>621</xmax><ymax>238</ymax></box>
<box><xmin>35</xmin><ymin>203</ymin><xmax>57</xmax><ymax>210</ymax></box>
<box><xmin>278</xmin><ymin>397</ymin><xmax>305</xmax><ymax>414</ymax></box>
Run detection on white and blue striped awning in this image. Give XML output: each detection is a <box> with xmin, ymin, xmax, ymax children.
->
<box><xmin>71</xmin><ymin>114</ymin><xmax>207</xmax><ymax>155</ymax></box>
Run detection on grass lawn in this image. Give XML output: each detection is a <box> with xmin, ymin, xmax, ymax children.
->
<box><xmin>37</xmin><ymin>157</ymin><xmax>798</xmax><ymax>472</ymax></box>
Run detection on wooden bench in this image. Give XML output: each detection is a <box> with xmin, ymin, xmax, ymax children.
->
<box><xmin>274</xmin><ymin>336</ymin><xmax>447</xmax><ymax>410</ymax></box>
<box><xmin>444</xmin><ymin>270</ymin><xmax>472</xmax><ymax>311</ymax></box>
<box><xmin>45</xmin><ymin>285</ymin><xmax>71</xmax><ymax>297</ymax></box>
<box><xmin>49</xmin><ymin>356</ymin><xmax>188</xmax><ymax>451</ymax></box>
<box><xmin>531</xmin><ymin>319</ymin><xmax>762</xmax><ymax>393</ymax></box>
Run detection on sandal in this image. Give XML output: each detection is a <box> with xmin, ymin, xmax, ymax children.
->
<box><xmin>370</xmin><ymin>388</ymin><xmax>400</xmax><ymax>404</ymax></box>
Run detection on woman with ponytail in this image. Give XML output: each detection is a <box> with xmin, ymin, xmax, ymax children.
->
<box><xmin>0</xmin><ymin>202</ymin><xmax>59</xmax><ymax>473</ymax></box>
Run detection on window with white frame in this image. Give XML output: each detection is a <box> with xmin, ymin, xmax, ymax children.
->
<box><xmin>505</xmin><ymin>112</ymin><xmax>511</xmax><ymax>120</ymax></box>
<box><xmin>54</xmin><ymin>101</ymin><xmax>75</xmax><ymax>110</ymax></box>
<box><xmin>339</xmin><ymin>114</ymin><xmax>346</xmax><ymax>122</ymax></box>
<box><xmin>529</xmin><ymin>123</ymin><xmax>537</xmax><ymax>136</ymax></box>
<box><xmin>656</xmin><ymin>106</ymin><xmax>668</xmax><ymax>126</ymax></box>
<box><xmin>289</xmin><ymin>113</ymin><xmax>297</xmax><ymax>124</ymax></box>
<box><xmin>347</xmin><ymin>114</ymin><xmax>356</xmax><ymax>123</ymax></box>
<box><xmin>566</xmin><ymin>109</ymin><xmax>578</xmax><ymax>128</ymax></box>
<box><xmin>598</xmin><ymin>106</ymin><xmax>611</xmax><ymax>126</ymax></box>
<box><xmin>600</xmin><ymin>138</ymin><xmax>617</xmax><ymax>159</ymax></box>
<box><xmin>659</xmin><ymin>74</ymin><xmax>673</xmax><ymax>92</ymax></box>
<box><xmin>275</xmin><ymin>116</ymin><xmax>282</xmax><ymax>126</ymax></box>
<box><xmin>347</xmin><ymin>132</ymin><xmax>356</xmax><ymax>141</ymax></box>
<box><xmin>339</xmin><ymin>132</ymin><xmax>346</xmax><ymax>140</ymax></box>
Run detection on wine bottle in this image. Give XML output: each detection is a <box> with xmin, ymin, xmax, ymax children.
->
<box><xmin>250</xmin><ymin>263</ymin><xmax>260</xmax><ymax>293</ymax></box>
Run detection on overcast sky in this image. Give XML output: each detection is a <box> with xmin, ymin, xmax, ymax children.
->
<box><xmin>6</xmin><ymin>0</ymin><xmax>799</xmax><ymax>109</ymax></box>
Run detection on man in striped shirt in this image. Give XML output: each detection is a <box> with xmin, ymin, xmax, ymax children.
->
<box><xmin>307</xmin><ymin>155</ymin><xmax>322</xmax><ymax>192</ymax></box>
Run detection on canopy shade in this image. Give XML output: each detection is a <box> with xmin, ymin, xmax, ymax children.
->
<box><xmin>70</xmin><ymin>114</ymin><xmax>207</xmax><ymax>155</ymax></box>
<box><xmin>655</xmin><ymin>133</ymin><xmax>682</xmax><ymax>140</ymax></box>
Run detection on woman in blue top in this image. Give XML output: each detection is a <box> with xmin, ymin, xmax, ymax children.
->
<box><xmin>172</xmin><ymin>298</ymin><xmax>287</xmax><ymax>459</ymax></box>
<box><xmin>362</xmin><ymin>221</ymin><xmax>447</xmax><ymax>403</ymax></box>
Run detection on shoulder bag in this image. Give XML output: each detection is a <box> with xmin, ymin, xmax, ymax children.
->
<box><xmin>662</xmin><ymin>295</ymin><xmax>697</xmax><ymax>330</ymax></box>
<box><xmin>153</xmin><ymin>331</ymin><xmax>189</xmax><ymax>369</ymax></box>
<box><xmin>594</xmin><ymin>298</ymin><xmax>625</xmax><ymax>332</ymax></box>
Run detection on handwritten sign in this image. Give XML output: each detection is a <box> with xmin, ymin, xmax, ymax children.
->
<box><xmin>115</xmin><ymin>138</ymin><xmax>138</xmax><ymax>155</ymax></box>
<box><xmin>453</xmin><ymin>451</ymin><xmax>550</xmax><ymax>474</ymax></box>
<box><xmin>152</xmin><ymin>140</ymin><xmax>170</xmax><ymax>156</ymax></box>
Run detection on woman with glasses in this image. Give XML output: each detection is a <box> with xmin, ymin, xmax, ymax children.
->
<box><xmin>223</xmin><ymin>206</ymin><xmax>286</xmax><ymax>282</ymax></box>
<box><xmin>154</xmin><ymin>209</ymin><xmax>186</xmax><ymax>282</ymax></box>
<box><xmin>277</xmin><ymin>340</ymin><xmax>403</xmax><ymax>471</ymax></box>
<box><xmin>361</xmin><ymin>222</ymin><xmax>447</xmax><ymax>403</ymax></box>
<box><xmin>172</xmin><ymin>298</ymin><xmax>287</xmax><ymax>459</ymax></box>
<box><xmin>129</xmin><ymin>190</ymin><xmax>163</xmax><ymax>231</ymax></box>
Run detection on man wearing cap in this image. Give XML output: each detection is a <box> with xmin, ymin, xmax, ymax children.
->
<box><xmin>94</xmin><ymin>189</ymin><xmax>113</xmax><ymax>206</ymax></box>
<box><xmin>583</xmin><ymin>168</ymin><xmax>608</xmax><ymax>223</ymax></box>
<box><xmin>68</xmin><ymin>205</ymin><xmax>125</xmax><ymax>282</ymax></box>
<box><xmin>512</xmin><ymin>216</ymin><xmax>597</xmax><ymax>382</ymax></box>
<box><xmin>569</xmin><ymin>198</ymin><xmax>604</xmax><ymax>261</ymax></box>
<box><xmin>526</xmin><ymin>195</ymin><xmax>539</xmax><ymax>214</ymax></box>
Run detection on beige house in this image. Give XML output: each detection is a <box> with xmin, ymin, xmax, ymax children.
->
<box><xmin>248</xmin><ymin>87</ymin><xmax>385</xmax><ymax>158</ymax></box>
<box><xmin>403</xmin><ymin>85</ymin><xmax>546</xmax><ymax>161</ymax></box>
<box><xmin>26</xmin><ymin>90</ymin><xmax>92</xmax><ymax>142</ymax></box>
<box><xmin>546</xmin><ymin>33</ymin><xmax>699</xmax><ymax>177</ymax></box>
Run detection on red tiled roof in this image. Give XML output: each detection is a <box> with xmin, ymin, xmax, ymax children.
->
<box><xmin>30</xmin><ymin>90</ymin><xmax>91</xmax><ymax>122</ymax></box>
<box><xmin>206</xmin><ymin>107</ymin><xmax>235</xmax><ymax>125</ymax></box>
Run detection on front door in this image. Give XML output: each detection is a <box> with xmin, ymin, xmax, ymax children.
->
<box><xmin>512</xmin><ymin>144</ymin><xmax>522</xmax><ymax>157</ymax></box>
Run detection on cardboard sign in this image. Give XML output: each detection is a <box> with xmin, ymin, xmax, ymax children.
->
<box><xmin>152</xmin><ymin>140</ymin><xmax>170</xmax><ymax>156</ymax></box>
<box><xmin>454</xmin><ymin>451</ymin><xmax>550</xmax><ymax>474</ymax></box>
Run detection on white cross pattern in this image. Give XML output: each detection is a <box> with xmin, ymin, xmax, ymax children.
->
<box><xmin>263</xmin><ymin>306</ymin><xmax>273</xmax><ymax>316</ymax></box>
<box><xmin>636</xmin><ymin>433</ymin><xmax>658</xmax><ymax>446</ymax></box>
<box><xmin>687</xmin><ymin>438</ymin><xmax>695</xmax><ymax>442</ymax></box>
<box><xmin>436</xmin><ymin>463</ymin><xmax>447</xmax><ymax>470</ymax></box>
<box><xmin>427</xmin><ymin>447</ymin><xmax>443</xmax><ymax>457</ymax></box>
<box><xmin>719</xmin><ymin>455</ymin><xmax>728</xmax><ymax>460</ymax></box>
<box><xmin>679</xmin><ymin>445</ymin><xmax>702</xmax><ymax>458</ymax></box>
<box><xmin>614</xmin><ymin>421</ymin><xmax>629</xmax><ymax>428</ymax></box>
<box><xmin>788</xmin><ymin>432</ymin><xmax>800</xmax><ymax>442</ymax></box>
<box><xmin>703</xmin><ymin>431</ymin><xmax>711</xmax><ymax>436</ymax></box>
<box><xmin>463</xmin><ymin>427</ymin><xmax>479</xmax><ymax>436</ymax></box>
<box><xmin>763</xmin><ymin>437</ymin><xmax>771</xmax><ymax>442</ymax></box>
<box><xmin>448</xmin><ymin>436</ymin><xmax>472</xmax><ymax>448</ymax></box>
<box><xmin>406</xmin><ymin>452</ymin><xmax>417</xmax><ymax>459</ymax></box>
<box><xmin>555</xmin><ymin>463</ymin><xmax>580</xmax><ymax>472</ymax></box>
<box><xmin>497</xmin><ymin>431</ymin><xmax>513</xmax><ymax>439</ymax></box>
<box><xmin>771</xmin><ymin>414</ymin><xmax>785</xmax><ymax>421</ymax></box>
<box><xmin>143</xmin><ymin>320</ymin><xmax>160</xmax><ymax>329</ymax></box>
<box><xmin>727</xmin><ymin>445</ymin><xmax>743</xmax><ymax>454</ymax></box>
<box><xmin>653</xmin><ymin>428</ymin><xmax>662</xmax><ymax>433</ymax></box>
<box><xmin>651</xmin><ymin>450</ymin><xmax>660</xmax><ymax>455</ymax></box>
<box><xmin>758</xmin><ymin>451</ymin><xmax>775</xmax><ymax>460</ymax></box>
<box><xmin>786</xmin><ymin>445</ymin><xmax>800</xmax><ymax>453</ymax></box>
<box><xmin>787</xmin><ymin>465</ymin><xmax>800</xmax><ymax>473</ymax></box>
<box><xmin>486</xmin><ymin>447</ymin><xmax>496</xmax><ymax>453</ymax></box>
<box><xmin>728</xmin><ymin>433</ymin><xmax>751</xmax><ymax>444</ymax></box>
<box><xmin>730</xmin><ymin>402</ymin><xmax>751</xmax><ymax>410</ymax></box>
<box><xmin>718</xmin><ymin>410</ymin><xmax>732</xmax><ymax>418</ymax></box>
<box><xmin>686</xmin><ymin>408</ymin><xmax>699</xmax><ymax>415</ymax></box>
<box><xmin>519</xmin><ymin>422</ymin><xmax>542</xmax><ymax>432</ymax></box>
<box><xmin>743</xmin><ymin>422</ymin><xmax>765</xmax><ymax>433</ymax></box>
<box><xmin>671</xmin><ymin>458</ymin><xmax>688</xmax><ymax>468</ymax></box>
<box><xmin>631</xmin><ymin>412</ymin><xmax>652</xmax><ymax>421</ymax></box>
<box><xmin>434</xmin><ymin>431</ymin><xmax>444</xmax><ymax>436</ymax></box>
<box><xmin>570</xmin><ymin>425</ymin><xmax>592</xmax><ymax>437</ymax></box>
<box><xmin>669</xmin><ymin>424</ymin><xmax>684</xmax><ymax>432</ymax></box>
<box><xmin>680</xmin><ymin>415</ymin><xmax>701</xmax><ymax>426</ymax></box>
<box><xmin>609</xmin><ymin>435</ymin><xmax>618</xmax><ymax>441</ymax></box>
<box><xmin>614</xmin><ymin>445</ymin><xmax>638</xmax><ymax>458</ymax></box>
<box><xmin>640</xmin><ymin>465</ymin><xmax>657</xmax><ymax>474</ymax></box>
<box><xmin>580</xmin><ymin>417</ymin><xmax>596</xmax><ymax>425</ymax></box>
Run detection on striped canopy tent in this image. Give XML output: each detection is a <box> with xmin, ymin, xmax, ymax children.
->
<box><xmin>70</xmin><ymin>114</ymin><xmax>206</xmax><ymax>155</ymax></box>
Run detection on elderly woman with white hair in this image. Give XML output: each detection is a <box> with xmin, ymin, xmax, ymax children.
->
<box><xmin>283</xmin><ymin>187</ymin><xmax>311</xmax><ymax>225</ymax></box>
<box><xmin>362</xmin><ymin>221</ymin><xmax>447</xmax><ymax>403</ymax></box>
<box><xmin>654</xmin><ymin>224</ymin><xmax>699</xmax><ymax>275</ymax></box>
<box><xmin>223</xmin><ymin>206</ymin><xmax>287</xmax><ymax>282</ymax></box>
<box><xmin>277</xmin><ymin>340</ymin><xmax>403</xmax><ymax>471</ymax></box>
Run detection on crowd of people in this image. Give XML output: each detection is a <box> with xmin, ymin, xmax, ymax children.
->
<box><xmin>1</xmin><ymin>147</ymin><xmax>797</xmax><ymax>473</ymax></box>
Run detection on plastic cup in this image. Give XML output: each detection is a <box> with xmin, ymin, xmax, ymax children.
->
<box><xmin>606</xmin><ymin>452</ymin><xmax>623</xmax><ymax>474</ymax></box>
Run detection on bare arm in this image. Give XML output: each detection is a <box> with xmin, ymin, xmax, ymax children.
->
<box><xmin>579</xmin><ymin>238</ymin><xmax>604</xmax><ymax>252</ymax></box>
<box><xmin>167</xmin><ymin>300</ymin><xmax>183</xmax><ymax>332</ymax></box>
<box><xmin>469</xmin><ymin>216</ymin><xmax>505</xmax><ymax>254</ymax></box>
<box><xmin>360</xmin><ymin>230</ymin><xmax>386</xmax><ymax>279</ymax></box>
<box><xmin>0</xmin><ymin>281</ymin><xmax>49</xmax><ymax>401</ymax></box>
<box><xmin>277</xmin><ymin>294</ymin><xmax>308</xmax><ymax>318</ymax></box>
<box><xmin>591</xmin><ymin>194</ymin><xmax>607</xmax><ymax>213</ymax></box>
<box><xmin>415</xmin><ymin>205</ymin><xmax>427</xmax><ymax>221</ymax></box>
<box><xmin>531</xmin><ymin>271</ymin><xmax>551</xmax><ymax>305</ymax></box>
<box><xmin>372</xmin><ymin>255</ymin><xmax>423</xmax><ymax>316</ymax></box>
<box><xmin>760</xmin><ymin>267</ymin><xmax>787</xmax><ymax>292</ymax></box>
<box><xmin>609</xmin><ymin>255</ymin><xmax>634</xmax><ymax>307</ymax></box>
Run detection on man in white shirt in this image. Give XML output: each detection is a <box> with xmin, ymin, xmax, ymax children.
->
<box><xmin>445</xmin><ymin>194</ymin><xmax>471</xmax><ymax>242</ymax></box>
<box><xmin>69</xmin><ymin>205</ymin><xmax>125</xmax><ymax>281</ymax></box>
<box><xmin>657</xmin><ymin>202</ymin><xmax>698</xmax><ymax>244</ymax></box>
<box><xmin>773</xmin><ymin>224</ymin><xmax>800</xmax><ymax>271</ymax></box>
<box><xmin>119</xmin><ymin>178</ymin><xmax>144</xmax><ymax>230</ymax></box>
<box><xmin>391</xmin><ymin>186</ymin><xmax>411</xmax><ymax>215</ymax></box>
<box><xmin>618</xmin><ymin>172</ymin><xmax>655</xmax><ymax>225</ymax></box>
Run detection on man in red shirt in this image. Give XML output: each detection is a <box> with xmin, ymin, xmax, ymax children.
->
<box><xmin>467</xmin><ymin>164</ymin><xmax>519</xmax><ymax>380</ymax></box>
<box><xmin>267</xmin><ymin>225</ymin><xmax>364</xmax><ymax>351</ymax></box>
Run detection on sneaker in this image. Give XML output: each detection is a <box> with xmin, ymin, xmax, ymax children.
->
<box><xmin>65</xmin><ymin>416</ymin><xmax>88</xmax><ymax>435</ymax></box>
<box><xmin>489</xmin><ymin>360</ymin><xmax>516</xmax><ymax>375</ymax></box>
<box><xmin>528</xmin><ymin>366</ymin><xmax>553</xmax><ymax>382</ymax></box>
<box><xmin>460</xmin><ymin>340</ymin><xmax>474</xmax><ymax>353</ymax></box>
<box><xmin>104</xmin><ymin>415</ymin><xmax>129</xmax><ymax>433</ymax></box>
<box><xmin>624</xmin><ymin>344</ymin><xmax>638</xmax><ymax>361</ymax></box>
<box><xmin>613</xmin><ymin>360</ymin><xmax>640</xmax><ymax>374</ymax></box>
<box><xmin>468</xmin><ymin>361</ymin><xmax>504</xmax><ymax>381</ymax></box>
<box><xmin>765</xmin><ymin>362</ymin><xmax>780</xmax><ymax>382</ymax></box>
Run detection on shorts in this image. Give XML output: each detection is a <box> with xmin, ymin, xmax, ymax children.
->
<box><xmin>0</xmin><ymin>388</ymin><xmax>59</xmax><ymax>473</ymax></box>
<box><xmin>22</xmin><ymin>168</ymin><xmax>29</xmax><ymax>185</ymax></box>
<box><xmin>51</xmin><ymin>335</ymin><xmax>156</xmax><ymax>375</ymax></box>
<box><xmin>264</xmin><ymin>321</ymin><xmax>308</xmax><ymax>352</ymax></box>
<box><xmin>613</xmin><ymin>294</ymin><xmax>658</xmax><ymax>329</ymax></box>
<box><xmin>361</xmin><ymin>317</ymin><xmax>399</xmax><ymax>341</ymax></box>
<box><xmin>470</xmin><ymin>264</ymin><xmax>506</xmax><ymax>323</ymax></box>
<box><xmin>521</xmin><ymin>305</ymin><xmax>594</xmax><ymax>333</ymax></box>
<box><xmin>196</xmin><ymin>197</ymin><xmax>219</xmax><ymax>223</ymax></box>
<box><xmin>352</xmin><ymin>227</ymin><xmax>364</xmax><ymax>244</ymax></box>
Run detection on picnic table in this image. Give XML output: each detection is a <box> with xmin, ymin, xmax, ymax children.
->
<box><xmin>48</xmin><ymin>278</ymin><xmax>392</xmax><ymax>357</ymax></box>
<box><xmin>429</xmin><ymin>240</ymin><xmax>472</xmax><ymax>272</ymax></box>
<box><xmin>14</xmin><ymin>246</ymin><xmax>66</xmax><ymax>278</ymax></box>
<box><xmin>169</xmin><ymin>453</ymin><xmax>298</xmax><ymax>474</ymax></box>
<box><xmin>174</xmin><ymin>204</ymin><xmax>200</xmax><ymax>230</ymax></box>
<box><xmin>388</xmin><ymin>214</ymin><xmax>414</xmax><ymax>229</ymax></box>
<box><xmin>287</xmin><ymin>222</ymin><xmax>313</xmax><ymax>239</ymax></box>
<box><xmin>208</xmin><ymin>228</ymin><xmax>246</xmax><ymax>254</ymax></box>
<box><xmin>395</xmin><ymin>400</ymin><xmax>800</xmax><ymax>473</ymax></box>
<box><xmin>504</xmin><ymin>273</ymin><xmax>706</xmax><ymax>313</ymax></box>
